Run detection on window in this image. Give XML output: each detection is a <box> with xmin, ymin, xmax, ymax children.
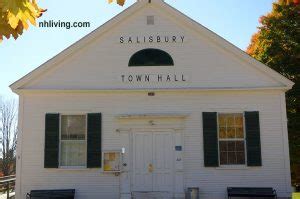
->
<box><xmin>128</xmin><ymin>48</ymin><xmax>174</xmax><ymax>66</ymax></box>
<box><xmin>60</xmin><ymin>115</ymin><xmax>87</xmax><ymax>167</ymax></box>
<box><xmin>147</xmin><ymin>16</ymin><xmax>154</xmax><ymax>25</ymax></box>
<box><xmin>218</xmin><ymin>113</ymin><xmax>246</xmax><ymax>165</ymax></box>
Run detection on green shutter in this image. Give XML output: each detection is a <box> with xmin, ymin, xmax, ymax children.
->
<box><xmin>203</xmin><ymin>112</ymin><xmax>219</xmax><ymax>167</ymax></box>
<box><xmin>44</xmin><ymin>113</ymin><xmax>59</xmax><ymax>168</ymax></box>
<box><xmin>87</xmin><ymin>113</ymin><xmax>102</xmax><ymax>168</ymax></box>
<box><xmin>245</xmin><ymin>111</ymin><xmax>262</xmax><ymax>166</ymax></box>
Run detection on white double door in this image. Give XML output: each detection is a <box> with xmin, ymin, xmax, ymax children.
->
<box><xmin>132</xmin><ymin>131</ymin><xmax>174</xmax><ymax>193</ymax></box>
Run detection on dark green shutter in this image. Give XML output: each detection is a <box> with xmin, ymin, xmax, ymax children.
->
<box><xmin>203</xmin><ymin>112</ymin><xmax>219</xmax><ymax>167</ymax></box>
<box><xmin>245</xmin><ymin>111</ymin><xmax>262</xmax><ymax>166</ymax></box>
<box><xmin>44</xmin><ymin>113</ymin><xmax>60</xmax><ymax>168</ymax></box>
<box><xmin>87</xmin><ymin>113</ymin><xmax>102</xmax><ymax>168</ymax></box>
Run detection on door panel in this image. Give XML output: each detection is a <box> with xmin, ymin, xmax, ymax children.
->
<box><xmin>153</xmin><ymin>133</ymin><xmax>173</xmax><ymax>192</ymax></box>
<box><xmin>132</xmin><ymin>132</ymin><xmax>174</xmax><ymax>193</ymax></box>
<box><xmin>132</xmin><ymin>133</ymin><xmax>153</xmax><ymax>191</ymax></box>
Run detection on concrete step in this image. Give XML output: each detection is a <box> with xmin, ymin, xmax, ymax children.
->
<box><xmin>132</xmin><ymin>192</ymin><xmax>172</xmax><ymax>199</ymax></box>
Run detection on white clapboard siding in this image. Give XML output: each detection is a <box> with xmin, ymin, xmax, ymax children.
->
<box><xmin>15</xmin><ymin>90</ymin><xmax>291</xmax><ymax>198</ymax></box>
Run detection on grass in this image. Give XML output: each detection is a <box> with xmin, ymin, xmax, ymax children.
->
<box><xmin>293</xmin><ymin>193</ymin><xmax>300</xmax><ymax>199</ymax></box>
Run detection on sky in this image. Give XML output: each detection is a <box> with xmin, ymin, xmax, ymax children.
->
<box><xmin>0</xmin><ymin>0</ymin><xmax>275</xmax><ymax>99</ymax></box>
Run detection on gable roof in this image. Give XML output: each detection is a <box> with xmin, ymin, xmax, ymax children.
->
<box><xmin>10</xmin><ymin>0</ymin><xmax>294</xmax><ymax>92</ymax></box>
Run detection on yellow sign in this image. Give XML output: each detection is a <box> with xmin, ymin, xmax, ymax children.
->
<box><xmin>103</xmin><ymin>152</ymin><xmax>121</xmax><ymax>172</ymax></box>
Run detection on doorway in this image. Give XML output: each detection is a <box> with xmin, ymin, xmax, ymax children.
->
<box><xmin>132</xmin><ymin>131</ymin><xmax>174</xmax><ymax>194</ymax></box>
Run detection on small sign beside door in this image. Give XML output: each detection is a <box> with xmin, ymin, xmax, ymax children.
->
<box><xmin>175</xmin><ymin>146</ymin><xmax>182</xmax><ymax>151</ymax></box>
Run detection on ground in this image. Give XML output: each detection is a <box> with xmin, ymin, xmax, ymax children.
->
<box><xmin>293</xmin><ymin>193</ymin><xmax>300</xmax><ymax>199</ymax></box>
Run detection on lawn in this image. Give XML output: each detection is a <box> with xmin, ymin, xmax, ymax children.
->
<box><xmin>293</xmin><ymin>193</ymin><xmax>300</xmax><ymax>199</ymax></box>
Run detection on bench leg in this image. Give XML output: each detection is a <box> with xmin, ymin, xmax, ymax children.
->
<box><xmin>26</xmin><ymin>193</ymin><xmax>31</xmax><ymax>199</ymax></box>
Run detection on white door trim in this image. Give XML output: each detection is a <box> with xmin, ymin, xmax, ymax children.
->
<box><xmin>117</xmin><ymin>114</ymin><xmax>186</xmax><ymax>199</ymax></box>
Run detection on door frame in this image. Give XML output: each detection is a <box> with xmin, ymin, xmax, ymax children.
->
<box><xmin>116</xmin><ymin>114</ymin><xmax>187</xmax><ymax>199</ymax></box>
<box><xmin>130</xmin><ymin>129</ymin><xmax>176</xmax><ymax>194</ymax></box>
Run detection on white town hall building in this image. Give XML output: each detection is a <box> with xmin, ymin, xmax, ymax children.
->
<box><xmin>10</xmin><ymin>0</ymin><xmax>294</xmax><ymax>198</ymax></box>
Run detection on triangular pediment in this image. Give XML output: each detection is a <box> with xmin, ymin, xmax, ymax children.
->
<box><xmin>10</xmin><ymin>0</ymin><xmax>294</xmax><ymax>92</ymax></box>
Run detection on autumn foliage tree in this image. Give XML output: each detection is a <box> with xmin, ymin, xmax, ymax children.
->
<box><xmin>0</xmin><ymin>0</ymin><xmax>129</xmax><ymax>42</ymax></box>
<box><xmin>0</xmin><ymin>0</ymin><xmax>46</xmax><ymax>42</ymax></box>
<box><xmin>109</xmin><ymin>0</ymin><xmax>126</xmax><ymax>6</ymax></box>
<box><xmin>247</xmin><ymin>0</ymin><xmax>300</xmax><ymax>185</ymax></box>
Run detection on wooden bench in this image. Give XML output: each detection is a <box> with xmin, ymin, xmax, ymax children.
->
<box><xmin>26</xmin><ymin>189</ymin><xmax>75</xmax><ymax>199</ymax></box>
<box><xmin>227</xmin><ymin>187</ymin><xmax>277</xmax><ymax>198</ymax></box>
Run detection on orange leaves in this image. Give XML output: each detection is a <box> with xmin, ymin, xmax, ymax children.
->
<box><xmin>108</xmin><ymin>0</ymin><xmax>126</xmax><ymax>6</ymax></box>
<box><xmin>0</xmin><ymin>0</ymin><xmax>128</xmax><ymax>43</ymax></box>
<box><xmin>0</xmin><ymin>0</ymin><xmax>46</xmax><ymax>42</ymax></box>
<box><xmin>246</xmin><ymin>32</ymin><xmax>261</xmax><ymax>56</ymax></box>
<box><xmin>278</xmin><ymin>0</ymin><xmax>300</xmax><ymax>5</ymax></box>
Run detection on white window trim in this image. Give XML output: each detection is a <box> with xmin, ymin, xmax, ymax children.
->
<box><xmin>217</xmin><ymin>112</ymin><xmax>248</xmax><ymax>167</ymax></box>
<box><xmin>58</xmin><ymin>114</ymin><xmax>88</xmax><ymax>169</ymax></box>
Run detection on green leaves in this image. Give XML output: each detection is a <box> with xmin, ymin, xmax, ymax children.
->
<box><xmin>0</xmin><ymin>0</ymin><xmax>46</xmax><ymax>42</ymax></box>
<box><xmin>247</xmin><ymin>0</ymin><xmax>300</xmax><ymax>185</ymax></box>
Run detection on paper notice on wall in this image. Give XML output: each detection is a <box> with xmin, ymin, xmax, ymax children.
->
<box><xmin>103</xmin><ymin>152</ymin><xmax>121</xmax><ymax>172</ymax></box>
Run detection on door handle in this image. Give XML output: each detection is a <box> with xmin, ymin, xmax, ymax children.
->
<box><xmin>148</xmin><ymin>163</ymin><xmax>154</xmax><ymax>173</ymax></box>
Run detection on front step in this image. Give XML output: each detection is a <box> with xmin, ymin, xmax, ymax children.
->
<box><xmin>132</xmin><ymin>192</ymin><xmax>173</xmax><ymax>199</ymax></box>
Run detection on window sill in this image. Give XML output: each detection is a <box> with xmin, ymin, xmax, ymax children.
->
<box><xmin>52</xmin><ymin>167</ymin><xmax>96</xmax><ymax>171</ymax></box>
<box><xmin>103</xmin><ymin>171</ymin><xmax>121</xmax><ymax>173</ymax></box>
<box><xmin>215</xmin><ymin>165</ymin><xmax>249</xmax><ymax>170</ymax></box>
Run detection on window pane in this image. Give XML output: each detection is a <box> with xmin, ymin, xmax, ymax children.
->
<box><xmin>235</xmin><ymin>114</ymin><xmax>243</xmax><ymax>127</ymax></box>
<box><xmin>220</xmin><ymin>152</ymin><xmax>228</xmax><ymax>165</ymax></box>
<box><xmin>227</xmin><ymin>141</ymin><xmax>236</xmax><ymax>151</ymax></box>
<box><xmin>219</xmin><ymin>127</ymin><xmax>227</xmax><ymax>139</ymax></box>
<box><xmin>60</xmin><ymin>141</ymin><xmax>86</xmax><ymax>167</ymax></box>
<box><xmin>219</xmin><ymin>115</ymin><xmax>226</xmax><ymax>127</ymax></box>
<box><xmin>236</xmin><ymin>141</ymin><xmax>245</xmax><ymax>152</ymax></box>
<box><xmin>236</xmin><ymin>127</ymin><xmax>244</xmax><ymax>138</ymax></box>
<box><xmin>227</xmin><ymin>127</ymin><xmax>235</xmax><ymax>138</ymax></box>
<box><xmin>226</xmin><ymin>115</ymin><xmax>235</xmax><ymax>127</ymax></box>
<box><xmin>236</xmin><ymin>152</ymin><xmax>245</xmax><ymax>164</ymax></box>
<box><xmin>61</xmin><ymin>115</ymin><xmax>86</xmax><ymax>140</ymax></box>
<box><xmin>228</xmin><ymin>152</ymin><xmax>236</xmax><ymax>164</ymax></box>
<box><xmin>219</xmin><ymin>141</ymin><xmax>228</xmax><ymax>152</ymax></box>
<box><xmin>235</xmin><ymin>114</ymin><xmax>244</xmax><ymax>138</ymax></box>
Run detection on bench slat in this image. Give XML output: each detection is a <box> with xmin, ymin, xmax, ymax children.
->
<box><xmin>227</xmin><ymin>187</ymin><xmax>277</xmax><ymax>198</ymax></box>
<box><xmin>27</xmin><ymin>189</ymin><xmax>75</xmax><ymax>199</ymax></box>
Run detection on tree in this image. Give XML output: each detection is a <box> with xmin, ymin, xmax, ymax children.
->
<box><xmin>247</xmin><ymin>0</ymin><xmax>300</xmax><ymax>185</ymax></box>
<box><xmin>0</xmin><ymin>0</ymin><xmax>46</xmax><ymax>42</ymax></box>
<box><xmin>0</xmin><ymin>98</ymin><xmax>18</xmax><ymax>176</ymax></box>
<box><xmin>109</xmin><ymin>0</ymin><xmax>126</xmax><ymax>6</ymax></box>
<box><xmin>0</xmin><ymin>0</ymin><xmax>131</xmax><ymax>43</ymax></box>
